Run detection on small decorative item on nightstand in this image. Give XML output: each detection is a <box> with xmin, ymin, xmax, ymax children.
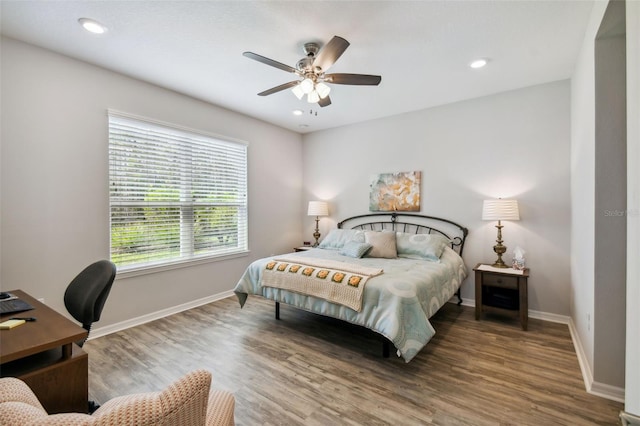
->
<box><xmin>512</xmin><ymin>246</ymin><xmax>526</xmax><ymax>270</ymax></box>
<box><xmin>473</xmin><ymin>263</ymin><xmax>530</xmax><ymax>330</ymax></box>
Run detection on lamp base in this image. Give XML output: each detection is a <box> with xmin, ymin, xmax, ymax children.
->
<box><xmin>491</xmin><ymin>259</ymin><xmax>509</xmax><ymax>268</ymax></box>
<box><xmin>491</xmin><ymin>222</ymin><xmax>508</xmax><ymax>268</ymax></box>
<box><xmin>312</xmin><ymin>216</ymin><xmax>321</xmax><ymax>247</ymax></box>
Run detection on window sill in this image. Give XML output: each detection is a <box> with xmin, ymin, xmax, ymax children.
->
<box><xmin>115</xmin><ymin>250</ymin><xmax>250</xmax><ymax>279</ymax></box>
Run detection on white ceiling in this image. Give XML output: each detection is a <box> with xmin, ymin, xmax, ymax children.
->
<box><xmin>0</xmin><ymin>1</ymin><xmax>594</xmax><ymax>134</ymax></box>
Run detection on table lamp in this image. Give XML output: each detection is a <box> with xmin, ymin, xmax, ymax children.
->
<box><xmin>482</xmin><ymin>199</ymin><xmax>520</xmax><ymax>268</ymax></box>
<box><xmin>308</xmin><ymin>201</ymin><xmax>329</xmax><ymax>247</ymax></box>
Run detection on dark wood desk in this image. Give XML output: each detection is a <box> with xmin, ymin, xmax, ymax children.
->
<box><xmin>1</xmin><ymin>290</ymin><xmax>89</xmax><ymax>413</ymax></box>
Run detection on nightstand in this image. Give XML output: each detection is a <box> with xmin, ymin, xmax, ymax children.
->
<box><xmin>474</xmin><ymin>263</ymin><xmax>530</xmax><ymax>330</ymax></box>
<box><xmin>294</xmin><ymin>246</ymin><xmax>312</xmax><ymax>252</ymax></box>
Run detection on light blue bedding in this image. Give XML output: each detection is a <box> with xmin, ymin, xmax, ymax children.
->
<box><xmin>234</xmin><ymin>246</ymin><xmax>467</xmax><ymax>362</ymax></box>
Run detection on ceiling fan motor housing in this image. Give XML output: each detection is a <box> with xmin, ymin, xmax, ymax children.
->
<box><xmin>296</xmin><ymin>57</ymin><xmax>314</xmax><ymax>73</ymax></box>
<box><xmin>299</xmin><ymin>42</ymin><xmax>323</xmax><ymax>74</ymax></box>
<box><xmin>303</xmin><ymin>42</ymin><xmax>320</xmax><ymax>57</ymax></box>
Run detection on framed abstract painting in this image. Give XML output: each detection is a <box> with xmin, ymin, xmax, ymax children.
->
<box><xmin>369</xmin><ymin>171</ymin><xmax>421</xmax><ymax>212</ymax></box>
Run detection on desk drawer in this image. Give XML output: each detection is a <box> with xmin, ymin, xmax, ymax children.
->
<box><xmin>2</xmin><ymin>344</ymin><xmax>88</xmax><ymax>414</ymax></box>
<box><xmin>483</xmin><ymin>273</ymin><xmax>518</xmax><ymax>289</ymax></box>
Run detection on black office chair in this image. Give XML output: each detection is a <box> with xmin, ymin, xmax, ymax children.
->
<box><xmin>64</xmin><ymin>260</ymin><xmax>116</xmax><ymax>348</ymax></box>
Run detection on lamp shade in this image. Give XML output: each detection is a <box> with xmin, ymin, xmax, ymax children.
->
<box><xmin>308</xmin><ymin>201</ymin><xmax>329</xmax><ymax>216</ymax></box>
<box><xmin>482</xmin><ymin>199</ymin><xmax>520</xmax><ymax>221</ymax></box>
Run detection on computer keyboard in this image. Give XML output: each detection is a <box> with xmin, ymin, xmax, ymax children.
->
<box><xmin>0</xmin><ymin>298</ymin><xmax>34</xmax><ymax>314</ymax></box>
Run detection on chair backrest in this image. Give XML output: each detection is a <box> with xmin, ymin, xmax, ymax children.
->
<box><xmin>0</xmin><ymin>369</ymin><xmax>236</xmax><ymax>426</ymax></box>
<box><xmin>64</xmin><ymin>260</ymin><xmax>116</xmax><ymax>337</ymax></box>
<box><xmin>91</xmin><ymin>370</ymin><xmax>213</xmax><ymax>426</ymax></box>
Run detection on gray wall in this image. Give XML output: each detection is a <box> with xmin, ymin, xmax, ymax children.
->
<box><xmin>302</xmin><ymin>81</ymin><xmax>572</xmax><ymax>316</ymax></box>
<box><xmin>0</xmin><ymin>37</ymin><xmax>304</xmax><ymax>327</ymax></box>
<box><xmin>571</xmin><ymin>0</ymin><xmax>634</xmax><ymax>399</ymax></box>
<box><xmin>625</xmin><ymin>0</ymin><xmax>640</xmax><ymax>414</ymax></box>
<box><xmin>571</xmin><ymin>0</ymin><xmax>602</xmax><ymax>394</ymax></box>
<box><xmin>594</xmin><ymin>0</ymin><xmax>627</xmax><ymax>389</ymax></box>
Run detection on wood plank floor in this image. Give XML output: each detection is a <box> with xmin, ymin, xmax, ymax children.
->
<box><xmin>85</xmin><ymin>296</ymin><xmax>623</xmax><ymax>425</ymax></box>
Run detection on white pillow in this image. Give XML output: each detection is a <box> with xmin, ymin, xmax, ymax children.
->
<box><xmin>364</xmin><ymin>231</ymin><xmax>397</xmax><ymax>258</ymax></box>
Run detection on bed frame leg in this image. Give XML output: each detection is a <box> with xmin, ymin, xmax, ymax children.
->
<box><xmin>456</xmin><ymin>289</ymin><xmax>462</xmax><ymax>305</ymax></box>
<box><xmin>275</xmin><ymin>301</ymin><xmax>280</xmax><ymax>320</ymax></box>
<box><xmin>382</xmin><ymin>340</ymin><xmax>390</xmax><ymax>358</ymax></box>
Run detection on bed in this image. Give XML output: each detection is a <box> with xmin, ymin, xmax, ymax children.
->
<box><xmin>234</xmin><ymin>212</ymin><xmax>469</xmax><ymax>362</ymax></box>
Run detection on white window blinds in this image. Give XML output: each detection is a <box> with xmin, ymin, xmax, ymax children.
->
<box><xmin>108</xmin><ymin>112</ymin><xmax>248</xmax><ymax>270</ymax></box>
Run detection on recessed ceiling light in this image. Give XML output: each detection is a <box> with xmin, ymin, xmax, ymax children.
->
<box><xmin>292</xmin><ymin>109</ymin><xmax>304</xmax><ymax>116</ymax></box>
<box><xmin>78</xmin><ymin>18</ymin><xmax>108</xmax><ymax>34</ymax></box>
<box><xmin>470</xmin><ymin>59</ymin><xmax>488</xmax><ymax>69</ymax></box>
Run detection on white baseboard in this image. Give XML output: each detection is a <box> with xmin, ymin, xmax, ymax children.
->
<box><xmin>457</xmin><ymin>298</ymin><xmax>624</xmax><ymax>403</ymax></box>
<box><xmin>87</xmin><ymin>290</ymin><xmax>235</xmax><ymax>341</ymax></box>
<box><xmin>621</xmin><ymin>411</ymin><xmax>640</xmax><ymax>426</ymax></box>
<box><xmin>455</xmin><ymin>297</ymin><xmax>572</xmax><ymax>324</ymax></box>
<box><xmin>457</xmin><ymin>297</ymin><xmax>475</xmax><ymax>308</ymax></box>
<box><xmin>567</xmin><ymin>318</ymin><xmax>625</xmax><ymax>403</ymax></box>
<box><xmin>529</xmin><ymin>309</ymin><xmax>570</xmax><ymax>324</ymax></box>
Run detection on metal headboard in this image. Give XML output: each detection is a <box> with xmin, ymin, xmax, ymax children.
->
<box><xmin>337</xmin><ymin>212</ymin><xmax>469</xmax><ymax>256</ymax></box>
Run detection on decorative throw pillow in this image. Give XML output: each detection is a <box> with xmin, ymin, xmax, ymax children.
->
<box><xmin>364</xmin><ymin>231</ymin><xmax>397</xmax><ymax>258</ymax></box>
<box><xmin>318</xmin><ymin>229</ymin><xmax>365</xmax><ymax>250</ymax></box>
<box><xmin>396</xmin><ymin>232</ymin><xmax>450</xmax><ymax>262</ymax></box>
<box><xmin>339</xmin><ymin>241</ymin><xmax>373</xmax><ymax>258</ymax></box>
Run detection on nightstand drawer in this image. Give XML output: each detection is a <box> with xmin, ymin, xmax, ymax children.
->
<box><xmin>482</xmin><ymin>273</ymin><xmax>518</xmax><ymax>289</ymax></box>
<box><xmin>482</xmin><ymin>286</ymin><xmax>519</xmax><ymax>310</ymax></box>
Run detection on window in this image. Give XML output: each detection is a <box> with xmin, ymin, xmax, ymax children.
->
<box><xmin>108</xmin><ymin>112</ymin><xmax>248</xmax><ymax>271</ymax></box>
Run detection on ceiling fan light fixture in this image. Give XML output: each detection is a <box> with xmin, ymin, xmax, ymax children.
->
<box><xmin>291</xmin><ymin>84</ymin><xmax>305</xmax><ymax>100</ymax></box>
<box><xmin>315</xmin><ymin>82</ymin><xmax>331</xmax><ymax>99</ymax></box>
<box><xmin>300</xmin><ymin>78</ymin><xmax>315</xmax><ymax>94</ymax></box>
<box><xmin>307</xmin><ymin>90</ymin><xmax>320</xmax><ymax>103</ymax></box>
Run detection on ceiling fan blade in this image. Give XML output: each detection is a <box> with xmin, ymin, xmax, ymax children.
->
<box><xmin>257</xmin><ymin>81</ymin><xmax>300</xmax><ymax>96</ymax></box>
<box><xmin>318</xmin><ymin>96</ymin><xmax>332</xmax><ymax>107</ymax></box>
<box><xmin>313</xmin><ymin>36</ymin><xmax>350</xmax><ymax>72</ymax></box>
<box><xmin>325</xmin><ymin>73</ymin><xmax>382</xmax><ymax>86</ymax></box>
<box><xmin>243</xmin><ymin>51</ymin><xmax>298</xmax><ymax>74</ymax></box>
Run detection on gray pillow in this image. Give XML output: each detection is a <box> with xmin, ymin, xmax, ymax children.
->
<box><xmin>364</xmin><ymin>231</ymin><xmax>397</xmax><ymax>258</ymax></box>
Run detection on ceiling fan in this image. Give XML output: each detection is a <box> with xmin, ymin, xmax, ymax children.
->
<box><xmin>243</xmin><ymin>35</ymin><xmax>381</xmax><ymax>107</ymax></box>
